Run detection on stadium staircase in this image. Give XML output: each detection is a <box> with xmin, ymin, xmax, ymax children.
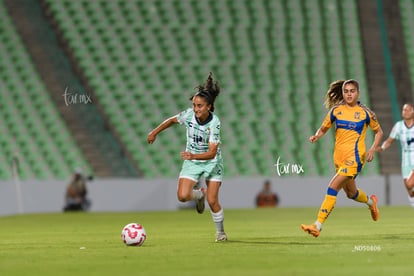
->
<box><xmin>4</xmin><ymin>0</ymin><xmax>141</xmax><ymax>177</ymax></box>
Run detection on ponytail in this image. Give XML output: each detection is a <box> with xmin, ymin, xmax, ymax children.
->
<box><xmin>190</xmin><ymin>72</ymin><xmax>221</xmax><ymax>112</ymax></box>
<box><xmin>324</xmin><ymin>80</ymin><xmax>345</xmax><ymax>109</ymax></box>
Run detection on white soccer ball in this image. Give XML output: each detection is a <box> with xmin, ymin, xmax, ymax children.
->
<box><xmin>121</xmin><ymin>223</ymin><xmax>147</xmax><ymax>246</ymax></box>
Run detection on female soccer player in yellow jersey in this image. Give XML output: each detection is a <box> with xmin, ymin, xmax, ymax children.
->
<box><xmin>301</xmin><ymin>79</ymin><xmax>383</xmax><ymax>238</ymax></box>
<box><xmin>147</xmin><ymin>72</ymin><xmax>227</xmax><ymax>242</ymax></box>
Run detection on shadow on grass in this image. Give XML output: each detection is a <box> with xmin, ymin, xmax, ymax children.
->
<box><xmin>381</xmin><ymin>235</ymin><xmax>414</xmax><ymax>240</ymax></box>
<box><xmin>220</xmin><ymin>239</ymin><xmax>326</xmax><ymax>245</ymax></box>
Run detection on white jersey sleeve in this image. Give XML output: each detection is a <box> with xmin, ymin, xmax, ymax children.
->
<box><xmin>209</xmin><ymin>118</ymin><xmax>221</xmax><ymax>144</ymax></box>
<box><xmin>176</xmin><ymin>108</ymin><xmax>192</xmax><ymax>125</ymax></box>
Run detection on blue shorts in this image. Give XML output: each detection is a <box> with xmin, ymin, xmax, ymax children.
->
<box><xmin>179</xmin><ymin>160</ymin><xmax>223</xmax><ymax>182</ymax></box>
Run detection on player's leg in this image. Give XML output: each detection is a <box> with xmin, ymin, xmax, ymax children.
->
<box><xmin>343</xmin><ymin>178</ymin><xmax>370</xmax><ymax>203</ymax></box>
<box><xmin>206</xmin><ymin>180</ymin><xmax>226</xmax><ymax>241</ymax></box>
<box><xmin>177</xmin><ymin>177</ymin><xmax>198</xmax><ymax>202</ymax></box>
<box><xmin>177</xmin><ymin>177</ymin><xmax>205</xmax><ymax>213</ymax></box>
<box><xmin>301</xmin><ymin>173</ymin><xmax>348</xmax><ymax>237</ymax></box>
<box><xmin>205</xmin><ymin>161</ymin><xmax>226</xmax><ymax>241</ymax></box>
<box><xmin>404</xmin><ymin>170</ymin><xmax>414</xmax><ymax>197</ymax></box>
<box><xmin>344</xmin><ymin>178</ymin><xmax>379</xmax><ymax>221</ymax></box>
<box><xmin>404</xmin><ymin>171</ymin><xmax>414</xmax><ymax>208</ymax></box>
<box><xmin>317</xmin><ymin>174</ymin><xmax>348</xmax><ymax>225</ymax></box>
<box><xmin>400</xmin><ymin>167</ymin><xmax>414</xmax><ymax>207</ymax></box>
<box><xmin>177</xmin><ymin>161</ymin><xmax>204</xmax><ymax>204</ymax></box>
<box><xmin>205</xmin><ymin>180</ymin><xmax>221</xmax><ymax>213</ymax></box>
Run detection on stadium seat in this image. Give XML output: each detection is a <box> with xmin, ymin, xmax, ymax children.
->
<box><xmin>38</xmin><ymin>0</ymin><xmax>378</xmax><ymax>178</ymax></box>
<box><xmin>0</xmin><ymin>2</ymin><xmax>91</xmax><ymax>180</ymax></box>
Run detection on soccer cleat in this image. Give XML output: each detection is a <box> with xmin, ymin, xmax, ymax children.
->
<box><xmin>215</xmin><ymin>232</ymin><xmax>227</xmax><ymax>242</ymax></box>
<box><xmin>196</xmin><ymin>188</ymin><xmax>205</xmax><ymax>214</ymax></box>
<box><xmin>369</xmin><ymin>195</ymin><xmax>379</xmax><ymax>221</ymax></box>
<box><xmin>301</xmin><ymin>224</ymin><xmax>320</xmax><ymax>238</ymax></box>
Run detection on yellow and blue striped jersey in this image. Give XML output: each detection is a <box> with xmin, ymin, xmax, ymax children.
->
<box><xmin>322</xmin><ymin>102</ymin><xmax>380</xmax><ymax>167</ymax></box>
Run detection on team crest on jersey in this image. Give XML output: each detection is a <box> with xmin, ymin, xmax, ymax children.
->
<box><xmin>354</xmin><ymin>112</ymin><xmax>360</xmax><ymax>119</ymax></box>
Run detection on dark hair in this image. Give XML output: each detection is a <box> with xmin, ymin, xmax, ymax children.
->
<box><xmin>324</xmin><ymin>80</ymin><xmax>345</xmax><ymax>109</ymax></box>
<box><xmin>189</xmin><ymin>72</ymin><xmax>220</xmax><ymax>112</ymax></box>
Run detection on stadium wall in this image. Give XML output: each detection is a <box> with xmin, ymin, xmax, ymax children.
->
<box><xmin>0</xmin><ymin>175</ymin><xmax>410</xmax><ymax>217</ymax></box>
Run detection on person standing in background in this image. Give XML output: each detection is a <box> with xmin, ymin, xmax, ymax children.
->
<box><xmin>256</xmin><ymin>180</ymin><xmax>279</xmax><ymax>207</ymax></box>
<box><xmin>63</xmin><ymin>168</ymin><xmax>91</xmax><ymax>212</ymax></box>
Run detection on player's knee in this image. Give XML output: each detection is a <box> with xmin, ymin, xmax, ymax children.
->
<box><xmin>177</xmin><ymin>191</ymin><xmax>191</xmax><ymax>202</ymax></box>
<box><xmin>177</xmin><ymin>195</ymin><xmax>190</xmax><ymax>202</ymax></box>
<box><xmin>207</xmin><ymin>197</ymin><xmax>218</xmax><ymax>208</ymax></box>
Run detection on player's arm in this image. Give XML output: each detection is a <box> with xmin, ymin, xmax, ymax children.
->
<box><xmin>376</xmin><ymin>136</ymin><xmax>395</xmax><ymax>152</ymax></box>
<box><xmin>309</xmin><ymin>125</ymin><xmax>329</xmax><ymax>143</ymax></box>
<box><xmin>147</xmin><ymin>116</ymin><xmax>179</xmax><ymax>144</ymax></box>
<box><xmin>310</xmin><ymin>108</ymin><xmax>334</xmax><ymax>143</ymax></box>
<box><xmin>181</xmin><ymin>142</ymin><xmax>219</xmax><ymax>160</ymax></box>
<box><xmin>366</xmin><ymin>126</ymin><xmax>383</xmax><ymax>162</ymax></box>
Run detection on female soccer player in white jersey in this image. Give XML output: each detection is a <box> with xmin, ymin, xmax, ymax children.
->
<box><xmin>377</xmin><ymin>103</ymin><xmax>414</xmax><ymax>207</ymax></box>
<box><xmin>147</xmin><ymin>72</ymin><xmax>227</xmax><ymax>242</ymax></box>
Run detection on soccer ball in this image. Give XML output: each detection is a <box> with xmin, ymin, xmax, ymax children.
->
<box><xmin>121</xmin><ymin>223</ymin><xmax>147</xmax><ymax>246</ymax></box>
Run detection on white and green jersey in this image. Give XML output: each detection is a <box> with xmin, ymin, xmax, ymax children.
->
<box><xmin>176</xmin><ymin>108</ymin><xmax>222</xmax><ymax>162</ymax></box>
<box><xmin>390</xmin><ymin>120</ymin><xmax>414</xmax><ymax>178</ymax></box>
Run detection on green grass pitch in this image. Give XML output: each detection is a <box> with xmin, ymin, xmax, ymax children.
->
<box><xmin>1</xmin><ymin>206</ymin><xmax>414</xmax><ymax>276</ymax></box>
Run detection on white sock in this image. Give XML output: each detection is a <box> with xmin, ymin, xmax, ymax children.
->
<box><xmin>211</xmin><ymin>209</ymin><xmax>225</xmax><ymax>233</ymax></box>
<box><xmin>366</xmin><ymin>197</ymin><xmax>373</xmax><ymax>206</ymax></box>
<box><xmin>192</xmin><ymin>189</ymin><xmax>203</xmax><ymax>200</ymax></box>
<box><xmin>314</xmin><ymin>221</ymin><xmax>322</xmax><ymax>231</ymax></box>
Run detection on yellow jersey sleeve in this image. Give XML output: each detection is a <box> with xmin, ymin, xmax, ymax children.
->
<box><xmin>366</xmin><ymin>110</ymin><xmax>380</xmax><ymax>132</ymax></box>
<box><xmin>321</xmin><ymin>107</ymin><xmax>336</xmax><ymax>130</ymax></box>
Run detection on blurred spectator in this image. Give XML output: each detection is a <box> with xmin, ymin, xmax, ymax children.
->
<box><xmin>63</xmin><ymin>168</ymin><xmax>92</xmax><ymax>212</ymax></box>
<box><xmin>256</xmin><ymin>180</ymin><xmax>279</xmax><ymax>207</ymax></box>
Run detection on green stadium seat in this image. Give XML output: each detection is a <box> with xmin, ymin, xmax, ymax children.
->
<box><xmin>0</xmin><ymin>0</ymin><xmax>92</xmax><ymax>180</ymax></box>
<box><xmin>36</xmin><ymin>0</ymin><xmax>379</xmax><ymax>178</ymax></box>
